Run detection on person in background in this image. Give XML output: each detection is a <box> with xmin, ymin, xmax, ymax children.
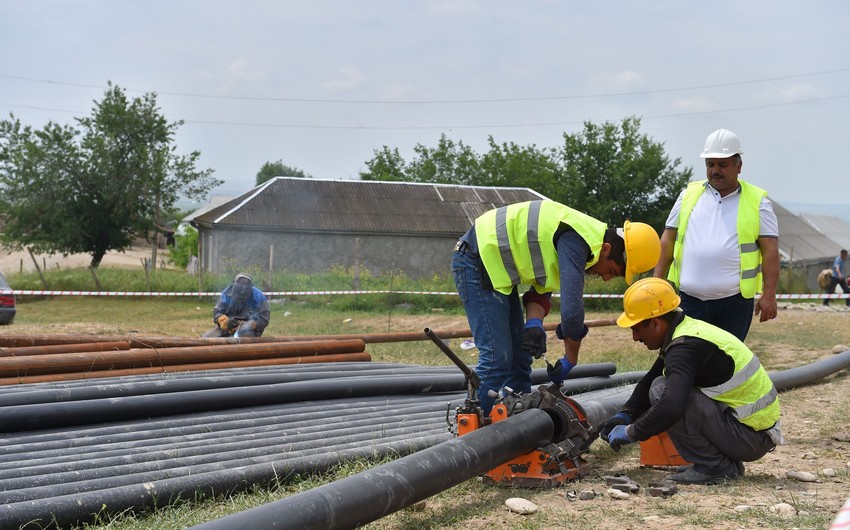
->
<box><xmin>203</xmin><ymin>272</ymin><xmax>271</xmax><ymax>337</ymax></box>
<box><xmin>654</xmin><ymin>128</ymin><xmax>779</xmax><ymax>341</ymax></box>
<box><xmin>823</xmin><ymin>249</ymin><xmax>850</xmax><ymax>306</ymax></box>
<box><xmin>452</xmin><ymin>199</ymin><xmax>661</xmax><ymax>415</ymax></box>
<box><xmin>600</xmin><ymin>277</ymin><xmax>782</xmax><ymax>485</ymax></box>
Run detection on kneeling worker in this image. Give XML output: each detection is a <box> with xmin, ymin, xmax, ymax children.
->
<box><xmin>600</xmin><ymin>277</ymin><xmax>783</xmax><ymax>484</ymax></box>
<box><xmin>203</xmin><ymin>273</ymin><xmax>271</xmax><ymax>338</ymax></box>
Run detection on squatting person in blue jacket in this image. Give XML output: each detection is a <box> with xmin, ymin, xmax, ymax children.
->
<box><xmin>203</xmin><ymin>272</ymin><xmax>271</xmax><ymax>338</ymax></box>
<box><xmin>452</xmin><ymin>199</ymin><xmax>661</xmax><ymax>415</ymax></box>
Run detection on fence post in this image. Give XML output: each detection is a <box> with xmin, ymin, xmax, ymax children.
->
<box><xmin>268</xmin><ymin>244</ymin><xmax>274</xmax><ymax>292</ymax></box>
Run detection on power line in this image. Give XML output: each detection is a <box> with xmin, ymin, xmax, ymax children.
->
<box><xmin>2</xmin><ymin>94</ymin><xmax>847</xmax><ymax>131</ymax></box>
<box><xmin>0</xmin><ymin>67</ymin><xmax>849</xmax><ymax>104</ymax></box>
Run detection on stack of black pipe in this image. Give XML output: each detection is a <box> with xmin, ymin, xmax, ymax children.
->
<box><xmin>0</xmin><ymin>361</ymin><xmax>639</xmax><ymax>529</ymax></box>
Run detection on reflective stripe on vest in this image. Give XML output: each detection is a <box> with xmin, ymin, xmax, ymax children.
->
<box><xmin>474</xmin><ymin>200</ymin><xmax>607</xmax><ymax>295</ymax></box>
<box><xmin>668</xmin><ymin>180</ymin><xmax>767</xmax><ymax>297</ymax></box>
<box><xmin>671</xmin><ymin>316</ymin><xmax>780</xmax><ymax>431</ymax></box>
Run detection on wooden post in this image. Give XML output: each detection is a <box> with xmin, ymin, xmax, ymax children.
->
<box><xmin>143</xmin><ymin>258</ymin><xmax>151</xmax><ymax>291</ymax></box>
<box><xmin>353</xmin><ymin>237</ymin><xmax>361</xmax><ymax>290</ymax></box>
<box><xmin>27</xmin><ymin>248</ymin><xmax>49</xmax><ymax>290</ymax></box>
<box><xmin>268</xmin><ymin>244</ymin><xmax>274</xmax><ymax>291</ymax></box>
<box><xmin>198</xmin><ymin>237</ymin><xmax>204</xmax><ymax>300</ymax></box>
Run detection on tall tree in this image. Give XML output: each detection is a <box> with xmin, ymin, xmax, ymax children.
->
<box><xmin>0</xmin><ymin>84</ymin><xmax>221</xmax><ymax>267</ymax></box>
<box><xmin>361</xmin><ymin>134</ymin><xmax>483</xmax><ymax>184</ymax></box>
<box><xmin>558</xmin><ymin>117</ymin><xmax>692</xmax><ymax>229</ymax></box>
<box><xmin>359</xmin><ymin>117</ymin><xmax>691</xmax><ymax>231</ymax></box>
<box><xmin>256</xmin><ymin>160</ymin><xmax>311</xmax><ymax>185</ymax></box>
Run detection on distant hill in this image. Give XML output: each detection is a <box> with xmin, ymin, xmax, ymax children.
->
<box><xmin>782</xmin><ymin>202</ymin><xmax>850</xmax><ymax>226</ymax></box>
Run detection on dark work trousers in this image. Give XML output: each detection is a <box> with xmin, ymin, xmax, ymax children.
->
<box><xmin>823</xmin><ymin>277</ymin><xmax>850</xmax><ymax>306</ymax></box>
<box><xmin>649</xmin><ymin>376</ymin><xmax>775</xmax><ymax>475</ymax></box>
<box><xmin>679</xmin><ymin>291</ymin><xmax>754</xmax><ymax>342</ymax></box>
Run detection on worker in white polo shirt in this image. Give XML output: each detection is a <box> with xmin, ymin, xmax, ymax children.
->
<box><xmin>653</xmin><ymin>129</ymin><xmax>779</xmax><ymax>341</ymax></box>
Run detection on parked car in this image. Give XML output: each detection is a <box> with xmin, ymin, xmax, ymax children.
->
<box><xmin>0</xmin><ymin>272</ymin><xmax>15</xmax><ymax>324</ymax></box>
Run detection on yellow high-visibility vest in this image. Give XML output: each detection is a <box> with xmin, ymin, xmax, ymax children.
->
<box><xmin>670</xmin><ymin>316</ymin><xmax>780</xmax><ymax>431</ymax></box>
<box><xmin>668</xmin><ymin>180</ymin><xmax>766</xmax><ymax>298</ymax></box>
<box><xmin>474</xmin><ymin>200</ymin><xmax>607</xmax><ymax>295</ymax></box>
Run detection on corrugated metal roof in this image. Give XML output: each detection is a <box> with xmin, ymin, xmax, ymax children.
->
<box><xmin>192</xmin><ymin>178</ymin><xmax>547</xmax><ymax>235</ymax></box>
<box><xmin>774</xmin><ymin>201</ymin><xmax>841</xmax><ymax>263</ymax></box>
<box><xmin>180</xmin><ymin>195</ymin><xmax>235</xmax><ymax>224</ymax></box>
<box><xmin>800</xmin><ymin>214</ymin><xmax>850</xmax><ymax>253</ymax></box>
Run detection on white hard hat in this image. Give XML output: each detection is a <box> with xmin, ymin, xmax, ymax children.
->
<box><xmin>700</xmin><ymin>128</ymin><xmax>743</xmax><ymax>158</ymax></box>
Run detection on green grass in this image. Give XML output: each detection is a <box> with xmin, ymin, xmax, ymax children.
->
<box><xmin>3</xmin><ymin>266</ymin><xmax>848</xmax><ymax>530</ymax></box>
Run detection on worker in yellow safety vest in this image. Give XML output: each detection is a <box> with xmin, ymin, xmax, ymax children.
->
<box><xmin>600</xmin><ymin>277</ymin><xmax>783</xmax><ymax>485</ymax></box>
<box><xmin>654</xmin><ymin>128</ymin><xmax>779</xmax><ymax>341</ymax></box>
<box><xmin>452</xmin><ymin>200</ymin><xmax>660</xmax><ymax>415</ymax></box>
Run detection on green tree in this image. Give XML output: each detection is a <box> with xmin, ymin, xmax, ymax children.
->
<box><xmin>558</xmin><ymin>117</ymin><xmax>692</xmax><ymax>229</ymax></box>
<box><xmin>256</xmin><ymin>160</ymin><xmax>311</xmax><ymax>185</ymax></box>
<box><xmin>359</xmin><ymin>117</ymin><xmax>691</xmax><ymax>231</ymax></box>
<box><xmin>478</xmin><ymin>137</ymin><xmax>561</xmax><ymax>196</ymax></box>
<box><xmin>0</xmin><ymin>84</ymin><xmax>221</xmax><ymax>267</ymax></box>
<box><xmin>361</xmin><ymin>134</ymin><xmax>483</xmax><ymax>185</ymax></box>
<box><xmin>170</xmin><ymin>226</ymin><xmax>198</xmax><ymax>269</ymax></box>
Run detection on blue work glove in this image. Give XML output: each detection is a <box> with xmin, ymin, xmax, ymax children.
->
<box><xmin>521</xmin><ymin>318</ymin><xmax>547</xmax><ymax>359</ymax></box>
<box><xmin>607</xmin><ymin>424</ymin><xmax>635</xmax><ymax>452</ymax></box>
<box><xmin>599</xmin><ymin>412</ymin><xmax>632</xmax><ymax>441</ymax></box>
<box><xmin>546</xmin><ymin>357</ymin><xmax>575</xmax><ymax>386</ymax></box>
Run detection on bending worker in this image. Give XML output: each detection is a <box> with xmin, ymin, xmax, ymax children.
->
<box><xmin>453</xmin><ymin>199</ymin><xmax>660</xmax><ymax>415</ymax></box>
<box><xmin>654</xmin><ymin>128</ymin><xmax>779</xmax><ymax>341</ymax></box>
<box><xmin>600</xmin><ymin>277</ymin><xmax>783</xmax><ymax>485</ymax></box>
<box><xmin>203</xmin><ymin>272</ymin><xmax>271</xmax><ymax>338</ymax></box>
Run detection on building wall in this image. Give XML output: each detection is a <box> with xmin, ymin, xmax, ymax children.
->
<box><xmin>197</xmin><ymin>227</ymin><xmax>460</xmax><ymax>278</ymax></box>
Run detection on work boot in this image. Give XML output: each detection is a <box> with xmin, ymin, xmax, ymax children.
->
<box><xmin>735</xmin><ymin>461</ymin><xmax>745</xmax><ymax>477</ymax></box>
<box><xmin>666</xmin><ymin>461</ymin><xmax>740</xmax><ymax>485</ymax></box>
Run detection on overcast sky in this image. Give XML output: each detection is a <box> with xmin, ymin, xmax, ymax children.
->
<box><xmin>2</xmin><ymin>1</ymin><xmax>849</xmax><ymax>214</ymax></box>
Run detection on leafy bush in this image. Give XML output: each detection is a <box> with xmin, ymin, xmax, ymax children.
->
<box><xmin>170</xmin><ymin>227</ymin><xmax>198</xmax><ymax>269</ymax></box>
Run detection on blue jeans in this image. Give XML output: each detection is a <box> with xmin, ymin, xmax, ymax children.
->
<box><xmin>452</xmin><ymin>248</ymin><xmax>528</xmax><ymax>415</ymax></box>
<box><xmin>679</xmin><ymin>291</ymin><xmax>753</xmax><ymax>342</ymax></box>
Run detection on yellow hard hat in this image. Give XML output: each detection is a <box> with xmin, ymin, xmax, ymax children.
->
<box><xmin>622</xmin><ymin>221</ymin><xmax>661</xmax><ymax>285</ymax></box>
<box><xmin>616</xmin><ymin>277</ymin><xmax>681</xmax><ymax>328</ymax></box>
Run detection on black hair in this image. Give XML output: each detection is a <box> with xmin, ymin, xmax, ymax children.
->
<box><xmin>604</xmin><ymin>228</ymin><xmax>626</xmax><ymax>268</ymax></box>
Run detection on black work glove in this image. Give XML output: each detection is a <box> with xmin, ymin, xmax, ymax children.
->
<box><xmin>546</xmin><ymin>357</ymin><xmax>575</xmax><ymax>386</ymax></box>
<box><xmin>599</xmin><ymin>412</ymin><xmax>632</xmax><ymax>441</ymax></box>
<box><xmin>521</xmin><ymin>318</ymin><xmax>547</xmax><ymax>359</ymax></box>
<box><xmin>226</xmin><ymin>317</ymin><xmax>241</xmax><ymax>330</ymax></box>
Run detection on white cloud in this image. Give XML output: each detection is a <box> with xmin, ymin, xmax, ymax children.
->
<box><xmin>424</xmin><ymin>0</ymin><xmax>481</xmax><ymax>16</ymax></box>
<box><xmin>321</xmin><ymin>65</ymin><xmax>366</xmax><ymax>91</ymax></box>
<box><xmin>380</xmin><ymin>84</ymin><xmax>417</xmax><ymax>101</ymax></box>
<box><xmin>588</xmin><ymin>70</ymin><xmax>644</xmax><ymax>92</ymax></box>
<box><xmin>757</xmin><ymin>83</ymin><xmax>822</xmax><ymax>103</ymax></box>
<box><xmin>670</xmin><ymin>96</ymin><xmax>718</xmax><ymax>112</ymax></box>
<box><xmin>225</xmin><ymin>59</ymin><xmax>268</xmax><ymax>83</ymax></box>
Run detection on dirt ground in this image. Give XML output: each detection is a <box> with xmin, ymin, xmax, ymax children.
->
<box><xmin>366</xmin><ymin>311</ymin><xmax>850</xmax><ymax>529</ymax></box>
<box><xmin>0</xmin><ymin>245</ymin><xmax>169</xmax><ymax>276</ymax></box>
<box><xmin>1</xmin><ymin>254</ymin><xmax>847</xmax><ymax>528</ymax></box>
<box><xmin>409</xmin><ymin>325</ymin><xmax>850</xmax><ymax>530</ymax></box>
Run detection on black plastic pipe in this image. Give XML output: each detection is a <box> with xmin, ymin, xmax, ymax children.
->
<box><xmin>191</xmin><ymin>409</ymin><xmax>556</xmax><ymax>530</ymax></box>
<box><xmin>0</xmin><ymin>434</ymin><xmax>448</xmax><ymax>530</ymax></box>
<box><xmin>0</xmin><ymin>362</ymin><xmax>615</xmax><ymax>406</ymax></box>
<box><xmin>0</xmin><ymin>395</ymin><xmax>456</xmax><ymax>455</ymax></box>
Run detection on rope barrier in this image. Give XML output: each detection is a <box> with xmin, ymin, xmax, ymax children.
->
<box><xmin>2</xmin><ymin>289</ymin><xmax>849</xmax><ymax>300</ymax></box>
